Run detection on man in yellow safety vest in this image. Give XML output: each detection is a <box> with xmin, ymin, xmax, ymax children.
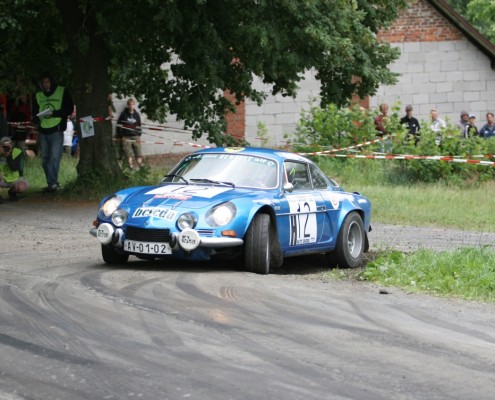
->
<box><xmin>32</xmin><ymin>72</ymin><xmax>74</xmax><ymax>193</ymax></box>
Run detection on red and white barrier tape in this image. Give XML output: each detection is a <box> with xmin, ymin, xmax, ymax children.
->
<box><xmin>309</xmin><ymin>152</ymin><xmax>495</xmax><ymax>166</ymax></box>
<box><xmin>297</xmin><ymin>136</ymin><xmax>390</xmax><ymax>155</ymax></box>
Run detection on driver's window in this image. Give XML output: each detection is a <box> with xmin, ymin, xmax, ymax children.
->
<box><xmin>310</xmin><ymin>165</ymin><xmax>329</xmax><ymax>189</ymax></box>
<box><xmin>284</xmin><ymin>161</ymin><xmax>311</xmax><ymax>190</ymax></box>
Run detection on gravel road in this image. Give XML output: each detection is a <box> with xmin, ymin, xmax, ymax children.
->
<box><xmin>0</xmin><ymin>200</ymin><xmax>494</xmax><ymax>400</ymax></box>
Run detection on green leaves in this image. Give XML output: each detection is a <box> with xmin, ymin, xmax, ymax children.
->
<box><xmin>2</xmin><ymin>0</ymin><xmax>406</xmax><ymax>144</ymax></box>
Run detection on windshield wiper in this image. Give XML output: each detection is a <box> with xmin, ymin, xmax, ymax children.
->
<box><xmin>190</xmin><ymin>178</ymin><xmax>235</xmax><ymax>187</ymax></box>
<box><xmin>163</xmin><ymin>174</ymin><xmax>189</xmax><ymax>184</ymax></box>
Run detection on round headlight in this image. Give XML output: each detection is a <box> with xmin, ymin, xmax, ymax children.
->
<box><xmin>99</xmin><ymin>195</ymin><xmax>123</xmax><ymax>218</ymax></box>
<box><xmin>206</xmin><ymin>202</ymin><xmax>236</xmax><ymax>227</ymax></box>
<box><xmin>177</xmin><ymin>213</ymin><xmax>197</xmax><ymax>230</ymax></box>
<box><xmin>111</xmin><ymin>209</ymin><xmax>128</xmax><ymax>227</ymax></box>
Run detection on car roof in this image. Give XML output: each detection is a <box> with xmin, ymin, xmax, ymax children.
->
<box><xmin>192</xmin><ymin>146</ymin><xmax>314</xmax><ymax>165</ymax></box>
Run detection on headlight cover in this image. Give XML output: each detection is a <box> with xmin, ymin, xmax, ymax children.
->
<box><xmin>111</xmin><ymin>209</ymin><xmax>128</xmax><ymax>227</ymax></box>
<box><xmin>98</xmin><ymin>195</ymin><xmax>123</xmax><ymax>219</ymax></box>
<box><xmin>177</xmin><ymin>213</ymin><xmax>197</xmax><ymax>230</ymax></box>
<box><xmin>205</xmin><ymin>202</ymin><xmax>236</xmax><ymax>227</ymax></box>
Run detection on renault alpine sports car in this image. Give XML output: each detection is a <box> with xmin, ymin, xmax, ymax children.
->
<box><xmin>90</xmin><ymin>147</ymin><xmax>372</xmax><ymax>274</ymax></box>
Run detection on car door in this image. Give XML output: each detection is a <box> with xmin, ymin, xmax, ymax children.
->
<box><xmin>309</xmin><ymin>163</ymin><xmax>341</xmax><ymax>247</ymax></box>
<box><xmin>277</xmin><ymin>161</ymin><xmax>329</xmax><ymax>255</ymax></box>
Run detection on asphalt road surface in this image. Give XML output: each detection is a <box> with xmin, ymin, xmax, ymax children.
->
<box><xmin>0</xmin><ymin>201</ymin><xmax>494</xmax><ymax>400</ymax></box>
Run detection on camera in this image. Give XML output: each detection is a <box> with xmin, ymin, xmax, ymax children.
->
<box><xmin>2</xmin><ymin>145</ymin><xmax>11</xmax><ymax>152</ymax></box>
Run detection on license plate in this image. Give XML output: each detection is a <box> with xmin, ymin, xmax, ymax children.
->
<box><xmin>124</xmin><ymin>240</ymin><xmax>172</xmax><ymax>255</ymax></box>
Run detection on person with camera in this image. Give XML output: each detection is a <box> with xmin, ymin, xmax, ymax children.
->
<box><xmin>0</xmin><ymin>137</ymin><xmax>28</xmax><ymax>203</ymax></box>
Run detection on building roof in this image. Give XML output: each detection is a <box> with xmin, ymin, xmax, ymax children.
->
<box><xmin>428</xmin><ymin>0</ymin><xmax>495</xmax><ymax>68</ymax></box>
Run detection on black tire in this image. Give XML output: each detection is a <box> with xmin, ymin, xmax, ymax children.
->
<box><xmin>101</xmin><ymin>245</ymin><xmax>129</xmax><ymax>264</ymax></box>
<box><xmin>244</xmin><ymin>213</ymin><xmax>271</xmax><ymax>274</ymax></box>
<box><xmin>326</xmin><ymin>212</ymin><xmax>365</xmax><ymax>268</ymax></box>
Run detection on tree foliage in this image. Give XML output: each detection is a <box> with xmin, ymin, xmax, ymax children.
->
<box><xmin>0</xmin><ymin>0</ymin><xmax>406</xmax><ymax>180</ymax></box>
<box><xmin>447</xmin><ymin>0</ymin><xmax>495</xmax><ymax>44</ymax></box>
<box><xmin>466</xmin><ymin>0</ymin><xmax>495</xmax><ymax>44</ymax></box>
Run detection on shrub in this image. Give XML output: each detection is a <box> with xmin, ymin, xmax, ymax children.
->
<box><xmin>292</xmin><ymin>103</ymin><xmax>495</xmax><ymax>185</ymax></box>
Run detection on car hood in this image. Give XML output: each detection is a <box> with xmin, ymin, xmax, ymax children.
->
<box><xmin>120</xmin><ymin>184</ymin><xmax>255</xmax><ymax>210</ymax></box>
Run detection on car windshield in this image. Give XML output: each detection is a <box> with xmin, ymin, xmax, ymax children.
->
<box><xmin>163</xmin><ymin>153</ymin><xmax>279</xmax><ymax>189</ymax></box>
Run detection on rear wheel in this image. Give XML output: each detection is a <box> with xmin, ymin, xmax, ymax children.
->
<box><xmin>326</xmin><ymin>212</ymin><xmax>365</xmax><ymax>268</ymax></box>
<box><xmin>244</xmin><ymin>214</ymin><xmax>271</xmax><ymax>274</ymax></box>
<box><xmin>101</xmin><ymin>245</ymin><xmax>129</xmax><ymax>264</ymax></box>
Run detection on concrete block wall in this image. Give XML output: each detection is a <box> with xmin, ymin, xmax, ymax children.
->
<box><xmin>244</xmin><ymin>0</ymin><xmax>495</xmax><ymax>146</ymax></box>
<box><xmin>371</xmin><ymin>0</ymin><xmax>495</xmax><ymax>128</ymax></box>
<box><xmin>245</xmin><ymin>70</ymin><xmax>321</xmax><ymax>147</ymax></box>
<box><xmin>370</xmin><ymin>39</ymin><xmax>495</xmax><ymax>127</ymax></box>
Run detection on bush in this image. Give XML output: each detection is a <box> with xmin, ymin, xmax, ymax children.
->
<box><xmin>292</xmin><ymin>103</ymin><xmax>495</xmax><ymax>185</ymax></box>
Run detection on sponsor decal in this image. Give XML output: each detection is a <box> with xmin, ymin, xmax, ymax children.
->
<box><xmin>132</xmin><ymin>207</ymin><xmax>177</xmax><ymax>220</ymax></box>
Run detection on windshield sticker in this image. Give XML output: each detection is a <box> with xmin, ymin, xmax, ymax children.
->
<box><xmin>286</xmin><ymin>194</ymin><xmax>317</xmax><ymax>245</ymax></box>
<box><xmin>146</xmin><ymin>185</ymin><xmax>232</xmax><ymax>199</ymax></box>
<box><xmin>153</xmin><ymin>193</ymin><xmax>191</xmax><ymax>201</ymax></box>
<box><xmin>133</xmin><ymin>207</ymin><xmax>177</xmax><ymax>220</ymax></box>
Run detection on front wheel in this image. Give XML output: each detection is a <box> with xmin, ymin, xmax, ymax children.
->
<box><xmin>102</xmin><ymin>245</ymin><xmax>129</xmax><ymax>264</ymax></box>
<box><xmin>244</xmin><ymin>214</ymin><xmax>271</xmax><ymax>274</ymax></box>
<box><xmin>326</xmin><ymin>212</ymin><xmax>365</xmax><ymax>268</ymax></box>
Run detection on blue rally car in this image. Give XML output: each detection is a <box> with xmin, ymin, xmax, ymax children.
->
<box><xmin>90</xmin><ymin>147</ymin><xmax>372</xmax><ymax>274</ymax></box>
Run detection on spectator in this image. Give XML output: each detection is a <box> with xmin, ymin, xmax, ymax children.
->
<box><xmin>465</xmin><ymin>114</ymin><xmax>479</xmax><ymax>138</ymax></box>
<box><xmin>32</xmin><ymin>72</ymin><xmax>74</xmax><ymax>193</ymax></box>
<box><xmin>430</xmin><ymin>109</ymin><xmax>446</xmax><ymax>145</ymax></box>
<box><xmin>457</xmin><ymin>111</ymin><xmax>469</xmax><ymax>136</ymax></box>
<box><xmin>374</xmin><ymin>103</ymin><xmax>388</xmax><ymax>136</ymax></box>
<box><xmin>479</xmin><ymin>112</ymin><xmax>495</xmax><ymax>139</ymax></box>
<box><xmin>108</xmin><ymin>94</ymin><xmax>116</xmax><ymax>119</ymax></box>
<box><xmin>0</xmin><ymin>136</ymin><xmax>28</xmax><ymax>203</ymax></box>
<box><xmin>117</xmin><ymin>98</ymin><xmax>143</xmax><ymax>169</ymax></box>
<box><xmin>400</xmin><ymin>104</ymin><xmax>421</xmax><ymax>144</ymax></box>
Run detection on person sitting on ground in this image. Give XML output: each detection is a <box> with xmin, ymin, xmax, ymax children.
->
<box><xmin>0</xmin><ymin>136</ymin><xmax>28</xmax><ymax>203</ymax></box>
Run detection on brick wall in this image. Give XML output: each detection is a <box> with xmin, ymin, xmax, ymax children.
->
<box><xmin>378</xmin><ymin>0</ymin><xmax>462</xmax><ymax>43</ymax></box>
<box><xmin>224</xmin><ymin>90</ymin><xmax>246</xmax><ymax>141</ymax></box>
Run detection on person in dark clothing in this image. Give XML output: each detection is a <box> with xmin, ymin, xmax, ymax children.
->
<box><xmin>117</xmin><ymin>98</ymin><xmax>143</xmax><ymax>169</ymax></box>
<box><xmin>464</xmin><ymin>114</ymin><xmax>479</xmax><ymax>138</ymax></box>
<box><xmin>32</xmin><ymin>72</ymin><xmax>74</xmax><ymax>192</ymax></box>
<box><xmin>400</xmin><ymin>105</ymin><xmax>421</xmax><ymax>144</ymax></box>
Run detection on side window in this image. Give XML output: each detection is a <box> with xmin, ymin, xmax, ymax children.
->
<box><xmin>284</xmin><ymin>161</ymin><xmax>311</xmax><ymax>190</ymax></box>
<box><xmin>310</xmin><ymin>165</ymin><xmax>329</xmax><ymax>189</ymax></box>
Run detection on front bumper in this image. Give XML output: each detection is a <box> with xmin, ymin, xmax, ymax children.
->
<box><xmin>90</xmin><ymin>224</ymin><xmax>243</xmax><ymax>252</ymax></box>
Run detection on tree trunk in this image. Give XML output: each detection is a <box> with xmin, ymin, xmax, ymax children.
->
<box><xmin>56</xmin><ymin>0</ymin><xmax>121</xmax><ymax>183</ymax></box>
